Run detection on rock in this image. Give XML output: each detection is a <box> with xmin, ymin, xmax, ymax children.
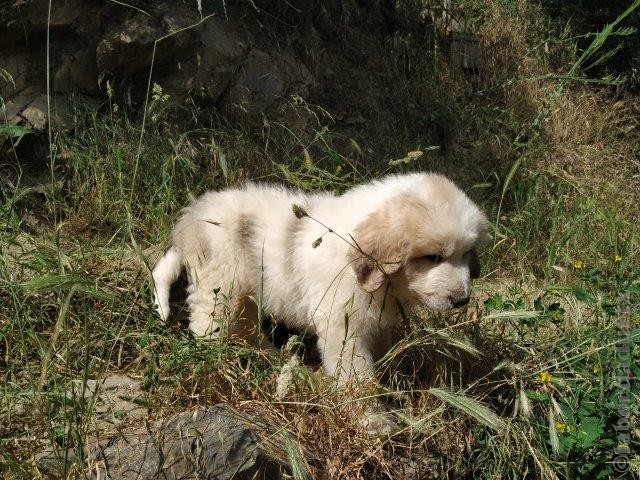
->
<box><xmin>154</xmin><ymin>15</ymin><xmax>251</xmax><ymax>105</ymax></box>
<box><xmin>20</xmin><ymin>102</ymin><xmax>47</xmax><ymax>130</ymax></box>
<box><xmin>33</xmin><ymin>374</ymin><xmax>294</xmax><ymax>478</ymax></box>
<box><xmin>1</xmin><ymin>52</ymin><xmax>32</xmax><ymax>95</ymax></box>
<box><xmin>53</xmin><ymin>46</ymin><xmax>99</xmax><ymax>93</ymax></box>
<box><xmin>67</xmin><ymin>374</ymin><xmax>148</xmax><ymax>428</ymax></box>
<box><xmin>36</xmin><ymin>405</ymin><xmax>286</xmax><ymax>479</ymax></box>
<box><xmin>1</xmin><ymin>2</ymin><xmax>314</xmax><ymax>128</ymax></box>
<box><xmin>220</xmin><ymin>48</ymin><xmax>314</xmax><ymax>120</ymax></box>
<box><xmin>2</xmin><ymin>89</ymin><xmax>99</xmax><ymax>145</ymax></box>
<box><xmin>35</xmin><ymin>450</ymin><xmax>80</xmax><ymax>480</ymax></box>
<box><xmin>96</xmin><ymin>15</ymin><xmax>165</xmax><ymax>76</ymax></box>
<box><xmin>2</xmin><ymin>0</ymin><xmax>83</xmax><ymax>32</ymax></box>
<box><xmin>90</xmin><ymin>405</ymin><xmax>284</xmax><ymax>479</ymax></box>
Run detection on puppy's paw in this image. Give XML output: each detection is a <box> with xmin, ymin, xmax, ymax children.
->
<box><xmin>189</xmin><ymin>316</ymin><xmax>222</xmax><ymax>339</ymax></box>
<box><xmin>361</xmin><ymin>406</ymin><xmax>399</xmax><ymax>436</ymax></box>
<box><xmin>154</xmin><ymin>300</ymin><xmax>170</xmax><ymax>323</ymax></box>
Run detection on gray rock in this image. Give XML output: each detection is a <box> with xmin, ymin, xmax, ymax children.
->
<box><xmin>2</xmin><ymin>88</ymin><xmax>99</xmax><ymax>142</ymax></box>
<box><xmin>53</xmin><ymin>46</ymin><xmax>99</xmax><ymax>93</ymax></box>
<box><xmin>220</xmin><ymin>48</ymin><xmax>314</xmax><ymax>119</ymax></box>
<box><xmin>2</xmin><ymin>0</ymin><xmax>83</xmax><ymax>31</ymax></box>
<box><xmin>153</xmin><ymin>14</ymin><xmax>251</xmax><ymax>105</ymax></box>
<box><xmin>35</xmin><ymin>450</ymin><xmax>80</xmax><ymax>480</ymax></box>
<box><xmin>36</xmin><ymin>405</ymin><xmax>285</xmax><ymax>479</ymax></box>
<box><xmin>96</xmin><ymin>15</ymin><xmax>165</xmax><ymax>76</ymax></box>
<box><xmin>1</xmin><ymin>1</ymin><xmax>314</xmax><ymax>126</ymax></box>
<box><xmin>68</xmin><ymin>374</ymin><xmax>148</xmax><ymax>428</ymax></box>
<box><xmin>90</xmin><ymin>405</ymin><xmax>283</xmax><ymax>479</ymax></box>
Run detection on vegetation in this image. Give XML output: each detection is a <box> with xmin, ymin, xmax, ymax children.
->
<box><xmin>1</xmin><ymin>0</ymin><xmax>639</xmax><ymax>478</ymax></box>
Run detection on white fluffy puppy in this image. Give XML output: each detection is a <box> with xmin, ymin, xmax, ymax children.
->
<box><xmin>153</xmin><ymin>172</ymin><xmax>488</xmax><ymax>383</ymax></box>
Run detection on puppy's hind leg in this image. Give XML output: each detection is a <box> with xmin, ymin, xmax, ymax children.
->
<box><xmin>152</xmin><ymin>246</ymin><xmax>183</xmax><ymax>322</ymax></box>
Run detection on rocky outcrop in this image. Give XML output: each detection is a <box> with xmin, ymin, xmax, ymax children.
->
<box><xmin>0</xmin><ymin>1</ymin><xmax>315</xmax><ymax>134</ymax></box>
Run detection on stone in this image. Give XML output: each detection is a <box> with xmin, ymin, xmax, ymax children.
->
<box><xmin>2</xmin><ymin>0</ymin><xmax>83</xmax><ymax>31</ymax></box>
<box><xmin>35</xmin><ymin>404</ymin><xmax>286</xmax><ymax>480</ymax></box>
<box><xmin>35</xmin><ymin>450</ymin><xmax>80</xmax><ymax>480</ymax></box>
<box><xmin>89</xmin><ymin>405</ymin><xmax>284</xmax><ymax>479</ymax></box>
<box><xmin>53</xmin><ymin>47</ymin><xmax>99</xmax><ymax>93</ymax></box>
<box><xmin>96</xmin><ymin>16</ymin><xmax>164</xmax><ymax>76</ymax></box>
<box><xmin>1</xmin><ymin>1</ymin><xmax>315</xmax><ymax>128</ymax></box>
<box><xmin>157</xmin><ymin>15</ymin><xmax>250</xmax><ymax>104</ymax></box>
<box><xmin>36</xmin><ymin>405</ymin><xmax>285</xmax><ymax>479</ymax></box>
<box><xmin>66</xmin><ymin>374</ymin><xmax>147</xmax><ymax>428</ymax></box>
<box><xmin>2</xmin><ymin>90</ymin><xmax>96</xmax><ymax>138</ymax></box>
<box><xmin>219</xmin><ymin>45</ymin><xmax>315</xmax><ymax>125</ymax></box>
<box><xmin>0</xmin><ymin>52</ymin><xmax>32</xmax><ymax>97</ymax></box>
<box><xmin>20</xmin><ymin>102</ymin><xmax>47</xmax><ymax>129</ymax></box>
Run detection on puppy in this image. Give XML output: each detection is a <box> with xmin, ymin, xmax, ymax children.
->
<box><xmin>153</xmin><ymin>173</ymin><xmax>488</xmax><ymax>385</ymax></box>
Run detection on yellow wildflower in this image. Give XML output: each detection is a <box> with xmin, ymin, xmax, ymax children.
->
<box><xmin>573</xmin><ymin>259</ymin><xmax>584</xmax><ymax>269</ymax></box>
<box><xmin>615</xmin><ymin>255</ymin><xmax>622</xmax><ymax>262</ymax></box>
<box><xmin>540</xmin><ymin>371</ymin><xmax>552</xmax><ymax>384</ymax></box>
<box><xmin>555</xmin><ymin>422</ymin><xmax>566</xmax><ymax>433</ymax></box>
<box><xmin>593</xmin><ymin>365</ymin><xmax>601</xmax><ymax>374</ymax></box>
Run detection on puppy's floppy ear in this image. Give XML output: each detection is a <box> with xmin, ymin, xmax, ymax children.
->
<box><xmin>347</xmin><ymin>209</ymin><xmax>407</xmax><ymax>293</ymax></box>
<box><xmin>469</xmin><ymin>249</ymin><xmax>481</xmax><ymax>279</ymax></box>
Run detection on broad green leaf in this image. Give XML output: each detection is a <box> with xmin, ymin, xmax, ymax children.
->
<box><xmin>525</xmin><ymin>389</ymin><xmax>549</xmax><ymax>402</ymax></box>
<box><xmin>578</xmin><ymin>416</ymin><xmax>603</xmax><ymax>448</ymax></box>
<box><xmin>572</xmin><ymin>286</ymin><xmax>591</xmax><ymax>302</ymax></box>
<box><xmin>0</xmin><ymin>123</ymin><xmax>33</xmax><ymax>138</ymax></box>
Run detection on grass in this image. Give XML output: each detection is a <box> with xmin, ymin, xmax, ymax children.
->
<box><xmin>1</xmin><ymin>0</ymin><xmax>640</xmax><ymax>478</ymax></box>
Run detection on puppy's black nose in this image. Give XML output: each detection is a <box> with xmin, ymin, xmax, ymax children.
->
<box><xmin>450</xmin><ymin>296</ymin><xmax>470</xmax><ymax>308</ymax></box>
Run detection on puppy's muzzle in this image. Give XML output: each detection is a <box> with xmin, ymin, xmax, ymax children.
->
<box><xmin>449</xmin><ymin>294</ymin><xmax>470</xmax><ymax>308</ymax></box>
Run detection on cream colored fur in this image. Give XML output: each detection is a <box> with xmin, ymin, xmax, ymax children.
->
<box><xmin>152</xmin><ymin>172</ymin><xmax>489</xmax><ymax>385</ymax></box>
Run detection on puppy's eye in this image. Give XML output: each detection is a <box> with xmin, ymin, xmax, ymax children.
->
<box><xmin>423</xmin><ymin>255</ymin><xmax>442</xmax><ymax>263</ymax></box>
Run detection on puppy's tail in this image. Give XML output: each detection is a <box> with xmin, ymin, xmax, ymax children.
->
<box><xmin>152</xmin><ymin>246</ymin><xmax>183</xmax><ymax>322</ymax></box>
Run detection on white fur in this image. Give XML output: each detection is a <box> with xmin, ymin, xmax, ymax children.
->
<box><xmin>152</xmin><ymin>172</ymin><xmax>488</xmax><ymax>384</ymax></box>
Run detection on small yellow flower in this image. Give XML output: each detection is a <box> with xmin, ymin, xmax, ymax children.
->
<box><xmin>615</xmin><ymin>255</ymin><xmax>622</xmax><ymax>263</ymax></box>
<box><xmin>555</xmin><ymin>422</ymin><xmax>566</xmax><ymax>433</ymax></box>
<box><xmin>593</xmin><ymin>365</ymin><xmax>601</xmax><ymax>374</ymax></box>
<box><xmin>335</xmin><ymin>165</ymin><xmax>343</xmax><ymax>174</ymax></box>
<box><xmin>540</xmin><ymin>370</ymin><xmax>552</xmax><ymax>384</ymax></box>
<box><xmin>573</xmin><ymin>259</ymin><xmax>584</xmax><ymax>269</ymax></box>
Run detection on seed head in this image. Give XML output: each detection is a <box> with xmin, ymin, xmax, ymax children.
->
<box><xmin>292</xmin><ymin>204</ymin><xmax>308</xmax><ymax>219</ymax></box>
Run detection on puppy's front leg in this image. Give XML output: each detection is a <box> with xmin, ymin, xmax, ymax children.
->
<box><xmin>318</xmin><ymin>331</ymin><xmax>375</xmax><ymax>385</ymax></box>
<box><xmin>318</xmin><ymin>324</ymin><xmax>399</xmax><ymax>435</ymax></box>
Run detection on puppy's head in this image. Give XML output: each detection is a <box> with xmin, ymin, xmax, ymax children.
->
<box><xmin>348</xmin><ymin>174</ymin><xmax>489</xmax><ymax>311</ymax></box>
